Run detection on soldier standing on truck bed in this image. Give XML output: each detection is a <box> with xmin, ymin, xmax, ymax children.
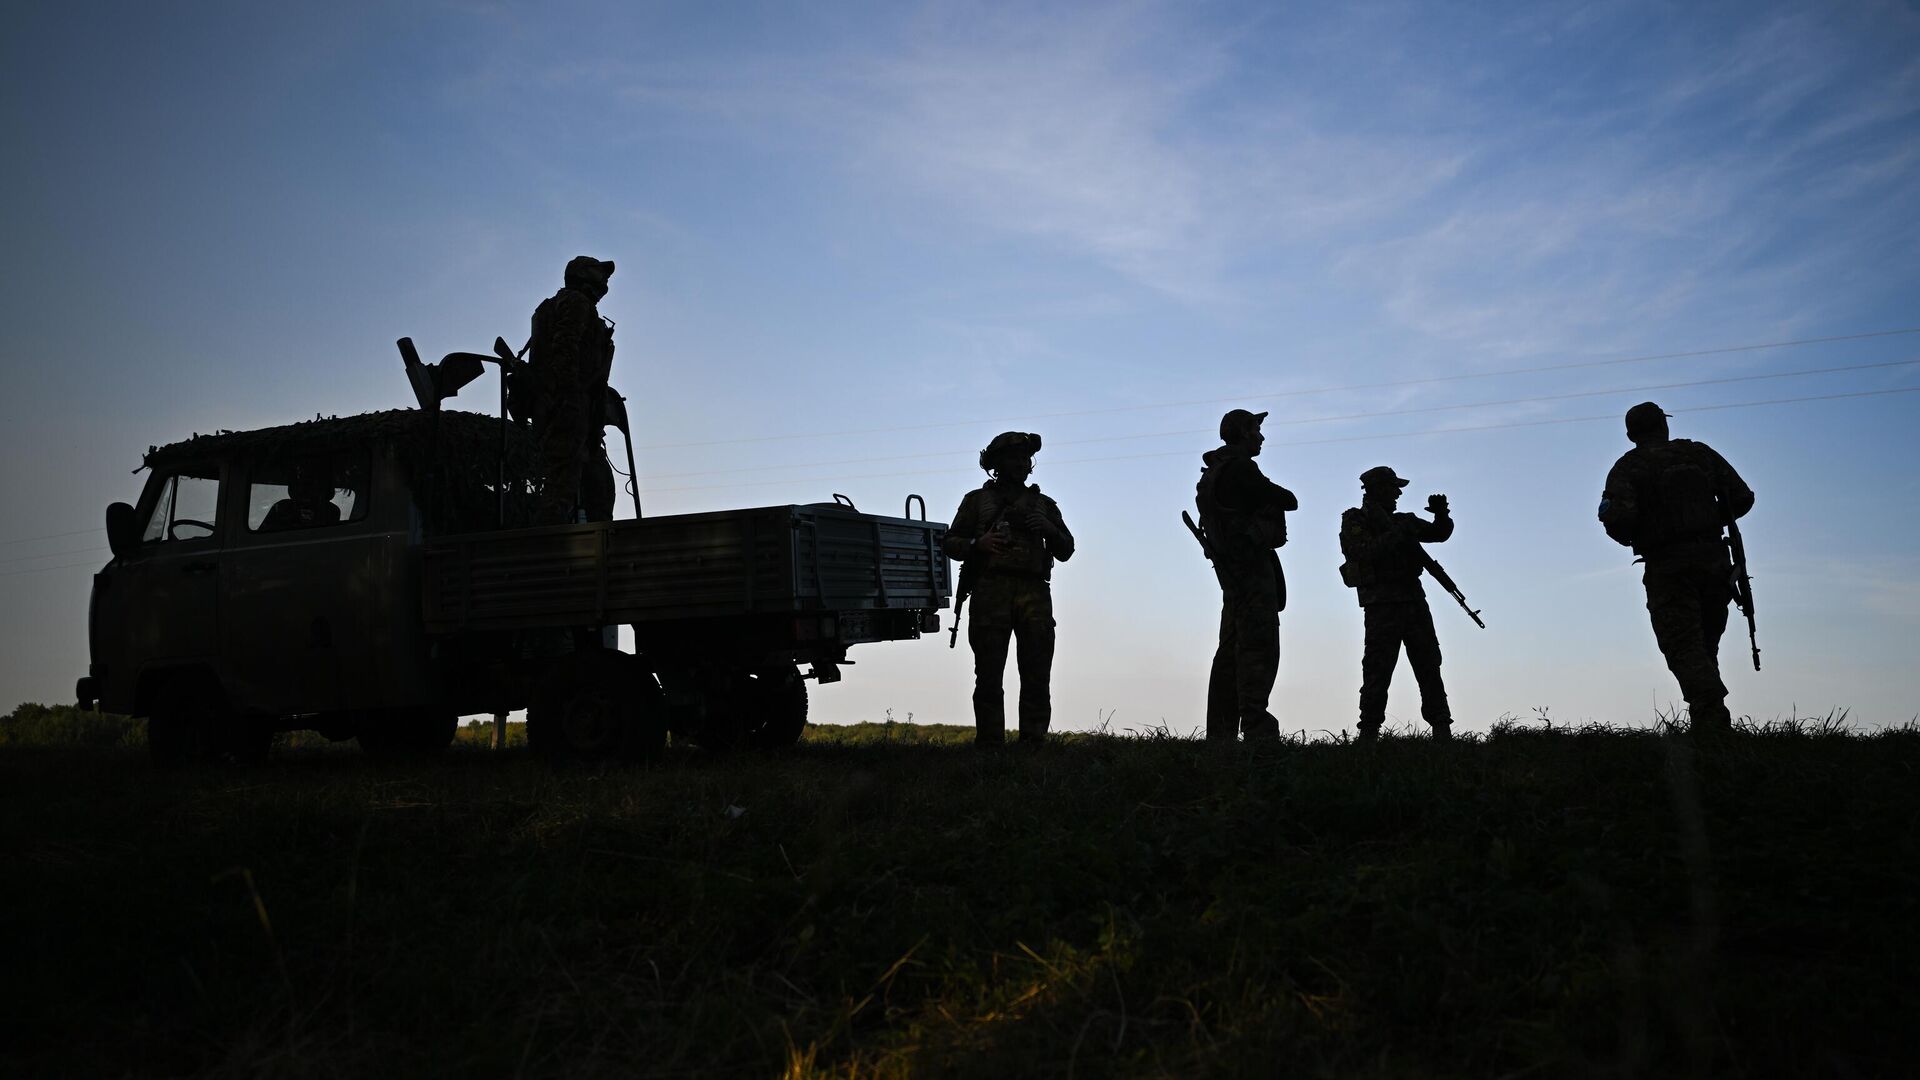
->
<box><xmin>1196</xmin><ymin>408</ymin><xmax>1298</xmax><ymax>742</ymax></box>
<box><xmin>946</xmin><ymin>432</ymin><xmax>1075</xmax><ymax>746</ymax></box>
<box><xmin>1338</xmin><ymin>466</ymin><xmax>1456</xmax><ymax>741</ymax></box>
<box><xmin>1598</xmin><ymin>402</ymin><xmax>1755</xmax><ymax>737</ymax></box>
<box><xmin>527</xmin><ymin>256</ymin><xmax>617</xmax><ymax>525</ymax></box>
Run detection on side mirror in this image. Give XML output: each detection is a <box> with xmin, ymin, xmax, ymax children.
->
<box><xmin>105</xmin><ymin>502</ymin><xmax>139</xmax><ymax>558</ymax></box>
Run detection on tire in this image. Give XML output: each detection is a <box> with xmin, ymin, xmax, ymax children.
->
<box><xmin>147</xmin><ymin>677</ymin><xmax>259</xmax><ymax>766</ymax></box>
<box><xmin>357</xmin><ymin>709</ymin><xmax>458</xmax><ymax>758</ymax></box>
<box><xmin>527</xmin><ymin>651</ymin><xmax>665</xmax><ymax>760</ymax></box>
<box><xmin>742</xmin><ymin>666</ymin><xmax>808</xmax><ymax>750</ymax></box>
<box><xmin>688</xmin><ymin>665</ymin><xmax>808</xmax><ymax>752</ymax></box>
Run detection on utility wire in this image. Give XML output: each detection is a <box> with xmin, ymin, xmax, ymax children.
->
<box><xmin>7</xmin><ymin>327</ymin><xmax>1911</xmax><ymax>547</ymax></box>
<box><xmin>639</xmin><ymin>385</ymin><xmax>1920</xmax><ymax>494</ymax></box>
<box><xmin>8</xmin><ymin>384</ymin><xmax>1912</xmax><ymax>568</ymax></box>
<box><xmin>0</xmin><ymin>527</ymin><xmax>102</xmax><ymax>548</ymax></box>
<box><xmin>0</xmin><ymin>546</ymin><xmax>108</xmax><ymax>568</ymax></box>
<box><xmin>639</xmin><ymin>327</ymin><xmax>1920</xmax><ymax>450</ymax></box>
<box><xmin>643</xmin><ymin>356</ymin><xmax>1920</xmax><ymax>481</ymax></box>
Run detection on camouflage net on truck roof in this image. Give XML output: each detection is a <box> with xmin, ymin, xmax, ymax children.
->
<box><xmin>145</xmin><ymin>409</ymin><xmax>544</xmax><ymax>533</ymax></box>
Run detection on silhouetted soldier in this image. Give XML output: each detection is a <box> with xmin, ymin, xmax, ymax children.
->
<box><xmin>1197</xmin><ymin>409</ymin><xmax>1298</xmax><ymax>741</ymax></box>
<box><xmin>1598</xmin><ymin>402</ymin><xmax>1754</xmax><ymax>735</ymax></box>
<box><xmin>1339</xmin><ymin>467</ymin><xmax>1455</xmax><ymax>740</ymax></box>
<box><xmin>945</xmin><ymin>433</ymin><xmax>1074</xmax><ymax>746</ymax></box>
<box><xmin>528</xmin><ymin>256</ymin><xmax>616</xmax><ymax>525</ymax></box>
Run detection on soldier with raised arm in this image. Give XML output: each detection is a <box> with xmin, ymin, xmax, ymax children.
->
<box><xmin>527</xmin><ymin>256</ymin><xmax>617</xmax><ymax>525</ymax></box>
<box><xmin>945</xmin><ymin>433</ymin><xmax>1074</xmax><ymax>746</ymax></box>
<box><xmin>1196</xmin><ymin>409</ymin><xmax>1298</xmax><ymax>742</ymax></box>
<box><xmin>1339</xmin><ymin>466</ymin><xmax>1456</xmax><ymax>741</ymax></box>
<box><xmin>1598</xmin><ymin>402</ymin><xmax>1755</xmax><ymax>736</ymax></box>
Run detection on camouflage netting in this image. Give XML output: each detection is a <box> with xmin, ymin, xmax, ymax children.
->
<box><xmin>144</xmin><ymin>409</ymin><xmax>542</xmax><ymax>533</ymax></box>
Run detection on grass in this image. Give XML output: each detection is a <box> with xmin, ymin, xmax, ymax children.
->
<box><xmin>1</xmin><ymin>707</ymin><xmax>1915</xmax><ymax>1077</ymax></box>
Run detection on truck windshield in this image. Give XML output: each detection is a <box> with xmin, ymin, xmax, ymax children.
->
<box><xmin>140</xmin><ymin>466</ymin><xmax>221</xmax><ymax>543</ymax></box>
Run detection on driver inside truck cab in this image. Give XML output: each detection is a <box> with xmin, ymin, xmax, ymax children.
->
<box><xmin>259</xmin><ymin>460</ymin><xmax>342</xmax><ymax>532</ymax></box>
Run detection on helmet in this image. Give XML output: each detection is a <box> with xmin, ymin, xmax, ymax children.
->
<box><xmin>979</xmin><ymin>431</ymin><xmax>1041</xmax><ymax>471</ymax></box>
<box><xmin>1219</xmin><ymin>408</ymin><xmax>1269</xmax><ymax>442</ymax></box>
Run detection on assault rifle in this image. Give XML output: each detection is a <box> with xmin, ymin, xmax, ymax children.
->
<box><xmin>1419</xmin><ymin>552</ymin><xmax>1485</xmax><ymax>629</ymax></box>
<box><xmin>1725</xmin><ymin>510</ymin><xmax>1760</xmax><ymax>671</ymax></box>
<box><xmin>949</xmin><ymin>508</ymin><xmax>1015</xmax><ymax>648</ymax></box>
<box><xmin>1181</xmin><ymin>510</ymin><xmax>1217</xmax><ymax>562</ymax></box>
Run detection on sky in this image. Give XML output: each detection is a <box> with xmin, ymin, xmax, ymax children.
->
<box><xmin>2</xmin><ymin>0</ymin><xmax>1916</xmax><ymax>735</ymax></box>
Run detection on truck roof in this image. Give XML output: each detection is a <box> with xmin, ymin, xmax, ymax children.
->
<box><xmin>145</xmin><ymin>409</ymin><xmax>518</xmax><ymax>469</ymax></box>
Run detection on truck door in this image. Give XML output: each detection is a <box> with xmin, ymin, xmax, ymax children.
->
<box><xmin>220</xmin><ymin>449</ymin><xmax>376</xmax><ymax>716</ymax></box>
<box><xmin>103</xmin><ymin>462</ymin><xmax>225</xmax><ymax>689</ymax></box>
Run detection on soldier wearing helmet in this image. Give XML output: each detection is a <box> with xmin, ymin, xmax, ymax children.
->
<box><xmin>944</xmin><ymin>432</ymin><xmax>1075</xmax><ymax>745</ymax></box>
<box><xmin>1598</xmin><ymin>402</ymin><xmax>1754</xmax><ymax>736</ymax></box>
<box><xmin>527</xmin><ymin>256</ymin><xmax>618</xmax><ymax>525</ymax></box>
<box><xmin>1338</xmin><ymin>465</ymin><xmax>1455</xmax><ymax>740</ymax></box>
<box><xmin>1195</xmin><ymin>408</ymin><xmax>1298</xmax><ymax>741</ymax></box>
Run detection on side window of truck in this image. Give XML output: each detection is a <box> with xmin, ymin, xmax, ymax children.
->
<box><xmin>140</xmin><ymin>466</ymin><xmax>222</xmax><ymax>543</ymax></box>
<box><xmin>247</xmin><ymin>451</ymin><xmax>370</xmax><ymax>533</ymax></box>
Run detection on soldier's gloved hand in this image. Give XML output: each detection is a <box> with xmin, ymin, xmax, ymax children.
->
<box><xmin>1426</xmin><ymin>493</ymin><xmax>1449</xmax><ymax>515</ymax></box>
<box><xmin>972</xmin><ymin>530</ymin><xmax>1008</xmax><ymax>556</ymax></box>
<box><xmin>1023</xmin><ymin>508</ymin><xmax>1058</xmax><ymax>541</ymax></box>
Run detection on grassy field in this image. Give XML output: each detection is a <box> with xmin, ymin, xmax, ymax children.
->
<box><xmin>2</xmin><ymin>708</ymin><xmax>1915</xmax><ymax>1078</ymax></box>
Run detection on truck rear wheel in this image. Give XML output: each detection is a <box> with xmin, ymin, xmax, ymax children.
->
<box><xmin>528</xmin><ymin>651</ymin><xmax>665</xmax><ymax>760</ymax></box>
<box><xmin>742</xmin><ymin>666</ymin><xmax>808</xmax><ymax>750</ymax></box>
<box><xmin>686</xmin><ymin>665</ymin><xmax>808</xmax><ymax>751</ymax></box>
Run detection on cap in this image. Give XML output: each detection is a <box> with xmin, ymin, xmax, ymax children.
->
<box><xmin>979</xmin><ymin>431</ymin><xmax>1042</xmax><ymax>471</ymax></box>
<box><xmin>1359</xmin><ymin>465</ymin><xmax>1410</xmax><ymax>490</ymax></box>
<box><xmin>1219</xmin><ymin>408</ymin><xmax>1269</xmax><ymax>441</ymax></box>
<box><xmin>564</xmin><ymin>255</ymin><xmax>616</xmax><ymax>285</ymax></box>
<box><xmin>1624</xmin><ymin>401</ymin><xmax>1671</xmax><ymax>436</ymax></box>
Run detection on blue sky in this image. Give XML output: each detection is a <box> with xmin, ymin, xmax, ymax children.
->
<box><xmin>3</xmin><ymin>0</ymin><xmax>1916</xmax><ymax>732</ymax></box>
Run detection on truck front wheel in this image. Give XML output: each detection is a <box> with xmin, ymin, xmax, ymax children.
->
<box><xmin>146</xmin><ymin>677</ymin><xmax>266</xmax><ymax>766</ymax></box>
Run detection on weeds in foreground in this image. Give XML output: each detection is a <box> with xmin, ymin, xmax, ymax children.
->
<box><xmin>0</xmin><ymin>704</ymin><xmax>1915</xmax><ymax>1077</ymax></box>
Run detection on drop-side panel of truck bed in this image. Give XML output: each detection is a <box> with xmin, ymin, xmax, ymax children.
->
<box><xmin>422</xmin><ymin>504</ymin><xmax>950</xmax><ymax>632</ymax></box>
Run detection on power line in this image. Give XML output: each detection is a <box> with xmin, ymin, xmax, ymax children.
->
<box><xmin>639</xmin><ymin>385</ymin><xmax>1920</xmax><ymax>493</ymax></box>
<box><xmin>0</xmin><ymin>545</ymin><xmax>108</xmax><ymax>568</ymax></box>
<box><xmin>638</xmin><ymin>327</ymin><xmax>1920</xmax><ymax>450</ymax></box>
<box><xmin>0</xmin><ymin>527</ymin><xmax>101</xmax><ymax>548</ymax></box>
<box><xmin>642</xmin><ymin>356</ymin><xmax>1920</xmax><ymax>481</ymax></box>
<box><xmin>0</xmin><ymin>559</ymin><xmax>105</xmax><ymax>580</ymax></box>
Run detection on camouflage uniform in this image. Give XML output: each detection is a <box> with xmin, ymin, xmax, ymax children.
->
<box><xmin>1599</xmin><ymin>413</ymin><xmax>1754</xmax><ymax>733</ymax></box>
<box><xmin>947</xmin><ymin>456</ymin><xmax>1074</xmax><ymax>745</ymax></box>
<box><xmin>528</xmin><ymin>257</ymin><xmax>616</xmax><ymax>525</ymax></box>
<box><xmin>1197</xmin><ymin>441</ymin><xmax>1297</xmax><ymax>741</ymax></box>
<box><xmin>1339</xmin><ymin>469</ymin><xmax>1455</xmax><ymax>737</ymax></box>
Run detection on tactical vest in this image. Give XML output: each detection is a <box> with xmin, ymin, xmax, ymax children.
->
<box><xmin>1629</xmin><ymin>440</ymin><xmax>1723</xmax><ymax>550</ymax></box>
<box><xmin>1197</xmin><ymin>457</ymin><xmax>1286</xmax><ymax>551</ymax></box>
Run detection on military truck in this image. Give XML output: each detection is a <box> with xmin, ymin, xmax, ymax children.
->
<box><xmin>77</xmin><ymin>380</ymin><xmax>950</xmax><ymax>763</ymax></box>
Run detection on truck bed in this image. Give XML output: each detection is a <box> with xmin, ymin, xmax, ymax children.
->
<box><xmin>422</xmin><ymin>504</ymin><xmax>950</xmax><ymax>632</ymax></box>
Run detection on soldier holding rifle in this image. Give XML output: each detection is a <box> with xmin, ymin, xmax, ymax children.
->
<box><xmin>945</xmin><ymin>433</ymin><xmax>1075</xmax><ymax>746</ymax></box>
<box><xmin>1598</xmin><ymin>402</ymin><xmax>1756</xmax><ymax>737</ymax></box>
<box><xmin>1192</xmin><ymin>409</ymin><xmax>1298</xmax><ymax>742</ymax></box>
<box><xmin>1338</xmin><ymin>466</ymin><xmax>1466</xmax><ymax>741</ymax></box>
<box><xmin>526</xmin><ymin>256</ymin><xmax>618</xmax><ymax>525</ymax></box>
